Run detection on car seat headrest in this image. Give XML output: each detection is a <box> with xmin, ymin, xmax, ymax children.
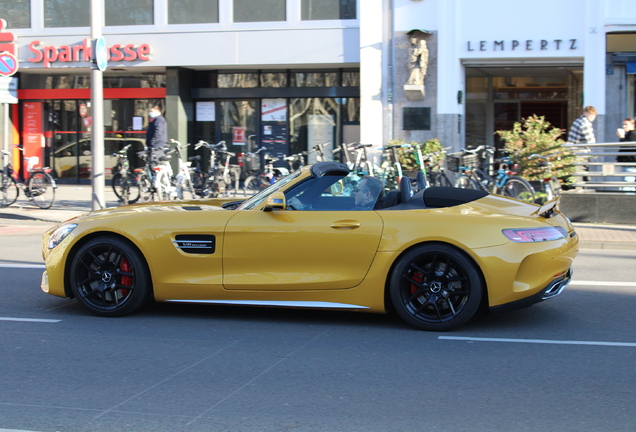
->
<box><xmin>399</xmin><ymin>176</ymin><xmax>413</xmax><ymax>204</ymax></box>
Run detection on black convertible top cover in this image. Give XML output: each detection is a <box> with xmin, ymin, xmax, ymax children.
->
<box><xmin>423</xmin><ymin>187</ymin><xmax>488</xmax><ymax>208</ymax></box>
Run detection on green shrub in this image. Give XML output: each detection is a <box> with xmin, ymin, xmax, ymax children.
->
<box><xmin>387</xmin><ymin>138</ymin><xmax>444</xmax><ymax>171</ymax></box>
<box><xmin>496</xmin><ymin>115</ymin><xmax>576</xmax><ymax>186</ymax></box>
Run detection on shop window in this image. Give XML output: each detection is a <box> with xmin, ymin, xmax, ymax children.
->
<box><xmin>234</xmin><ymin>0</ymin><xmax>285</xmax><ymax>22</ymax></box>
<box><xmin>44</xmin><ymin>0</ymin><xmax>89</xmax><ymax>27</ymax></box>
<box><xmin>168</xmin><ymin>0</ymin><xmax>218</xmax><ymax>24</ymax></box>
<box><xmin>103</xmin><ymin>75</ymin><xmax>166</xmax><ymax>88</ymax></box>
<box><xmin>289</xmin><ymin>98</ymin><xmax>339</xmax><ymax>161</ymax></box>
<box><xmin>105</xmin><ymin>0</ymin><xmax>153</xmax><ymax>26</ymax></box>
<box><xmin>291</xmin><ymin>72</ymin><xmax>338</xmax><ymax>87</ymax></box>
<box><xmin>342</xmin><ymin>71</ymin><xmax>360</xmax><ymax>87</ymax></box>
<box><xmin>260</xmin><ymin>72</ymin><xmax>288</xmax><ymax>88</ymax></box>
<box><xmin>218</xmin><ymin>73</ymin><xmax>258</xmax><ymax>88</ymax></box>
<box><xmin>301</xmin><ymin>0</ymin><xmax>356</xmax><ymax>20</ymax></box>
<box><xmin>0</xmin><ymin>0</ymin><xmax>30</xmax><ymax>28</ymax></box>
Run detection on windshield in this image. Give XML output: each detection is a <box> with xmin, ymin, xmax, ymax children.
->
<box><xmin>236</xmin><ymin>170</ymin><xmax>303</xmax><ymax>210</ymax></box>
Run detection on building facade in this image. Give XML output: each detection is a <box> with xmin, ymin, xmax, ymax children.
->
<box><xmin>1</xmin><ymin>0</ymin><xmax>635</xmax><ymax>182</ymax></box>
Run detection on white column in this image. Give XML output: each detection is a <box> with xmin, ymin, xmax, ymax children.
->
<box><xmin>436</xmin><ymin>0</ymin><xmax>462</xmax><ymax>151</ymax></box>
<box><xmin>360</xmin><ymin>0</ymin><xmax>385</xmax><ymax>152</ymax></box>
<box><xmin>583</xmin><ymin>0</ymin><xmax>606</xmax><ymax>114</ymax></box>
<box><xmin>90</xmin><ymin>0</ymin><xmax>105</xmax><ymax>210</ymax></box>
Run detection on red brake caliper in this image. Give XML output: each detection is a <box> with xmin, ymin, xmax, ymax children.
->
<box><xmin>410</xmin><ymin>272</ymin><xmax>423</xmax><ymax>295</ymax></box>
<box><xmin>120</xmin><ymin>257</ymin><xmax>132</xmax><ymax>295</ymax></box>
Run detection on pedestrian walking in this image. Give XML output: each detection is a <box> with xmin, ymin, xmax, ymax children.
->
<box><xmin>146</xmin><ymin>105</ymin><xmax>168</xmax><ymax>167</ymax></box>
<box><xmin>568</xmin><ymin>106</ymin><xmax>597</xmax><ymax>184</ymax></box>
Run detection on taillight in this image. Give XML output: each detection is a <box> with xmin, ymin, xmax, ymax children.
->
<box><xmin>502</xmin><ymin>227</ymin><xmax>567</xmax><ymax>242</ymax></box>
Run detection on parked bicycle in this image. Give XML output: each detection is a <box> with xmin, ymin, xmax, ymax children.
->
<box><xmin>450</xmin><ymin>146</ymin><xmax>535</xmax><ymax>202</ymax></box>
<box><xmin>528</xmin><ymin>152</ymin><xmax>562</xmax><ymax>202</ymax></box>
<box><xmin>243</xmin><ymin>148</ymin><xmax>288</xmax><ymax>194</ymax></box>
<box><xmin>166</xmin><ymin>140</ymin><xmax>196</xmax><ymax>200</ymax></box>
<box><xmin>111</xmin><ymin>144</ymin><xmax>141</xmax><ymax>205</ymax></box>
<box><xmin>190</xmin><ymin>140</ymin><xmax>240</xmax><ymax>198</ymax></box>
<box><xmin>1</xmin><ymin>146</ymin><xmax>56</xmax><ymax>209</ymax></box>
<box><xmin>136</xmin><ymin>146</ymin><xmax>176</xmax><ymax>202</ymax></box>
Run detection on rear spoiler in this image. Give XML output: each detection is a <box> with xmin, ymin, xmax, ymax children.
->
<box><xmin>532</xmin><ymin>197</ymin><xmax>560</xmax><ymax>218</ymax></box>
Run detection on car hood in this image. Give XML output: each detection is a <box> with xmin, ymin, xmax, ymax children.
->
<box><xmin>70</xmin><ymin>199</ymin><xmax>232</xmax><ymax>223</ymax></box>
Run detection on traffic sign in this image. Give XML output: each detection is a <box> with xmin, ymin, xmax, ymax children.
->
<box><xmin>0</xmin><ymin>51</ymin><xmax>18</xmax><ymax>77</ymax></box>
<box><xmin>94</xmin><ymin>37</ymin><xmax>108</xmax><ymax>71</ymax></box>
<box><xmin>79</xmin><ymin>103</ymin><xmax>88</xmax><ymax>117</ymax></box>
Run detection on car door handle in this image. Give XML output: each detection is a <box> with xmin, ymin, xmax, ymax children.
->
<box><xmin>330</xmin><ymin>220</ymin><xmax>361</xmax><ymax>230</ymax></box>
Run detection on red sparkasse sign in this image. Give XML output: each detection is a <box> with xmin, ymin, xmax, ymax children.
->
<box><xmin>28</xmin><ymin>39</ymin><xmax>152</xmax><ymax>67</ymax></box>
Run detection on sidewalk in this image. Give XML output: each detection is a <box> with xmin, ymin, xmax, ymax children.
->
<box><xmin>1</xmin><ymin>184</ymin><xmax>635</xmax><ymax>250</ymax></box>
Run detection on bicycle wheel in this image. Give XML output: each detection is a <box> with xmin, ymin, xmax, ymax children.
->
<box><xmin>112</xmin><ymin>172</ymin><xmax>141</xmax><ymax>205</ymax></box>
<box><xmin>500</xmin><ymin>176</ymin><xmax>535</xmax><ymax>203</ymax></box>
<box><xmin>244</xmin><ymin>175</ymin><xmax>264</xmax><ymax>194</ymax></box>
<box><xmin>0</xmin><ymin>174</ymin><xmax>18</xmax><ymax>207</ymax></box>
<box><xmin>455</xmin><ymin>175</ymin><xmax>479</xmax><ymax>189</ymax></box>
<box><xmin>433</xmin><ymin>172</ymin><xmax>453</xmax><ymax>187</ymax></box>
<box><xmin>139</xmin><ymin>174</ymin><xmax>155</xmax><ymax>202</ymax></box>
<box><xmin>27</xmin><ymin>172</ymin><xmax>55</xmax><ymax>209</ymax></box>
<box><xmin>176</xmin><ymin>173</ymin><xmax>196</xmax><ymax>200</ymax></box>
<box><xmin>156</xmin><ymin>170</ymin><xmax>174</xmax><ymax>201</ymax></box>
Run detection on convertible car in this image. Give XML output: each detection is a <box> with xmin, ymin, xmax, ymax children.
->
<box><xmin>41</xmin><ymin>162</ymin><xmax>578</xmax><ymax>331</ymax></box>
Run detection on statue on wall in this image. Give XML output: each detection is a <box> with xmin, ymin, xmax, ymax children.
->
<box><xmin>404</xmin><ymin>29</ymin><xmax>431</xmax><ymax>100</ymax></box>
<box><xmin>407</xmin><ymin>34</ymin><xmax>429</xmax><ymax>86</ymax></box>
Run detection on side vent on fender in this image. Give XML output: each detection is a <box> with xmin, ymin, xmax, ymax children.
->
<box><xmin>173</xmin><ymin>235</ymin><xmax>216</xmax><ymax>254</ymax></box>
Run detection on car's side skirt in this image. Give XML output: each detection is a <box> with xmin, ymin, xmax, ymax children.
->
<box><xmin>165</xmin><ymin>299</ymin><xmax>370</xmax><ymax>309</ymax></box>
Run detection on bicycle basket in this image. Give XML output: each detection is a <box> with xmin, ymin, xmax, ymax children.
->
<box><xmin>446</xmin><ymin>153</ymin><xmax>461</xmax><ymax>172</ymax></box>
<box><xmin>461</xmin><ymin>154</ymin><xmax>480</xmax><ymax>169</ymax></box>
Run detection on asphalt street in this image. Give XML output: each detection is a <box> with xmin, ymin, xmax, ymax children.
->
<box><xmin>0</xmin><ymin>214</ymin><xmax>635</xmax><ymax>431</ymax></box>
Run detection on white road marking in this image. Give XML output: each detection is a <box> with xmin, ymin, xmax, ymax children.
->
<box><xmin>0</xmin><ymin>264</ymin><xmax>46</xmax><ymax>269</ymax></box>
<box><xmin>439</xmin><ymin>336</ymin><xmax>636</xmax><ymax>347</ymax></box>
<box><xmin>0</xmin><ymin>317</ymin><xmax>60</xmax><ymax>323</ymax></box>
<box><xmin>570</xmin><ymin>280</ymin><xmax>636</xmax><ymax>287</ymax></box>
<box><xmin>0</xmin><ymin>429</ymin><xmax>45</xmax><ymax>432</ymax></box>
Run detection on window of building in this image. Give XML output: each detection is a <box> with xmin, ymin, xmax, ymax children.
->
<box><xmin>301</xmin><ymin>0</ymin><xmax>356</xmax><ymax>20</ymax></box>
<box><xmin>0</xmin><ymin>0</ymin><xmax>30</xmax><ymax>28</ymax></box>
<box><xmin>218</xmin><ymin>73</ymin><xmax>259</xmax><ymax>88</ymax></box>
<box><xmin>21</xmin><ymin>74</ymin><xmax>165</xmax><ymax>89</ymax></box>
<box><xmin>342</xmin><ymin>71</ymin><xmax>360</xmax><ymax>87</ymax></box>
<box><xmin>291</xmin><ymin>72</ymin><xmax>338</xmax><ymax>87</ymax></box>
<box><xmin>44</xmin><ymin>0</ymin><xmax>89</xmax><ymax>27</ymax></box>
<box><xmin>168</xmin><ymin>0</ymin><xmax>218</xmax><ymax>24</ymax></box>
<box><xmin>105</xmin><ymin>0</ymin><xmax>153</xmax><ymax>26</ymax></box>
<box><xmin>234</xmin><ymin>0</ymin><xmax>285</xmax><ymax>22</ymax></box>
<box><xmin>261</xmin><ymin>72</ymin><xmax>288</xmax><ymax>87</ymax></box>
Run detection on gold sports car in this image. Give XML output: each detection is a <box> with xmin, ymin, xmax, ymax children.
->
<box><xmin>41</xmin><ymin>162</ymin><xmax>578</xmax><ymax>331</ymax></box>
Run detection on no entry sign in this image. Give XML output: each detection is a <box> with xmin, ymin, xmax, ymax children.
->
<box><xmin>0</xmin><ymin>51</ymin><xmax>18</xmax><ymax>77</ymax></box>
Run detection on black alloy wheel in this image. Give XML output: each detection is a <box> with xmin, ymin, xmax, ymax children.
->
<box><xmin>389</xmin><ymin>243</ymin><xmax>483</xmax><ymax>331</ymax></box>
<box><xmin>69</xmin><ymin>236</ymin><xmax>151</xmax><ymax>317</ymax></box>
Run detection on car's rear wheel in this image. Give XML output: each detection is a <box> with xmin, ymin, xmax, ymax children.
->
<box><xmin>69</xmin><ymin>236</ymin><xmax>151</xmax><ymax>317</ymax></box>
<box><xmin>389</xmin><ymin>243</ymin><xmax>483</xmax><ymax>331</ymax></box>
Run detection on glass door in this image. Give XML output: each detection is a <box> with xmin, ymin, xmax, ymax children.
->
<box><xmin>219</xmin><ymin>100</ymin><xmax>257</xmax><ymax>157</ymax></box>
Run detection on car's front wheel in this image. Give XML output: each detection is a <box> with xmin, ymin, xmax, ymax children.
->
<box><xmin>389</xmin><ymin>243</ymin><xmax>483</xmax><ymax>331</ymax></box>
<box><xmin>69</xmin><ymin>236</ymin><xmax>151</xmax><ymax>317</ymax></box>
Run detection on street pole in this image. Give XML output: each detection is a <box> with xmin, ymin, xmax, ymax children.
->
<box><xmin>90</xmin><ymin>0</ymin><xmax>105</xmax><ymax>210</ymax></box>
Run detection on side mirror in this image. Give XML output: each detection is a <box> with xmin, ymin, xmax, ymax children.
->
<box><xmin>263</xmin><ymin>192</ymin><xmax>286</xmax><ymax>212</ymax></box>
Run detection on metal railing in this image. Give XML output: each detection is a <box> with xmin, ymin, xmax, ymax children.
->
<box><xmin>563</xmin><ymin>141</ymin><xmax>636</xmax><ymax>191</ymax></box>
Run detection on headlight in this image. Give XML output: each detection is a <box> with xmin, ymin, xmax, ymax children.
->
<box><xmin>48</xmin><ymin>224</ymin><xmax>77</xmax><ymax>249</ymax></box>
<box><xmin>502</xmin><ymin>227</ymin><xmax>567</xmax><ymax>242</ymax></box>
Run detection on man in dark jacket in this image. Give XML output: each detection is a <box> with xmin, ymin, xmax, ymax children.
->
<box><xmin>146</xmin><ymin>105</ymin><xmax>167</xmax><ymax>166</ymax></box>
<box><xmin>616</xmin><ymin>118</ymin><xmax>636</xmax><ymax>190</ymax></box>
